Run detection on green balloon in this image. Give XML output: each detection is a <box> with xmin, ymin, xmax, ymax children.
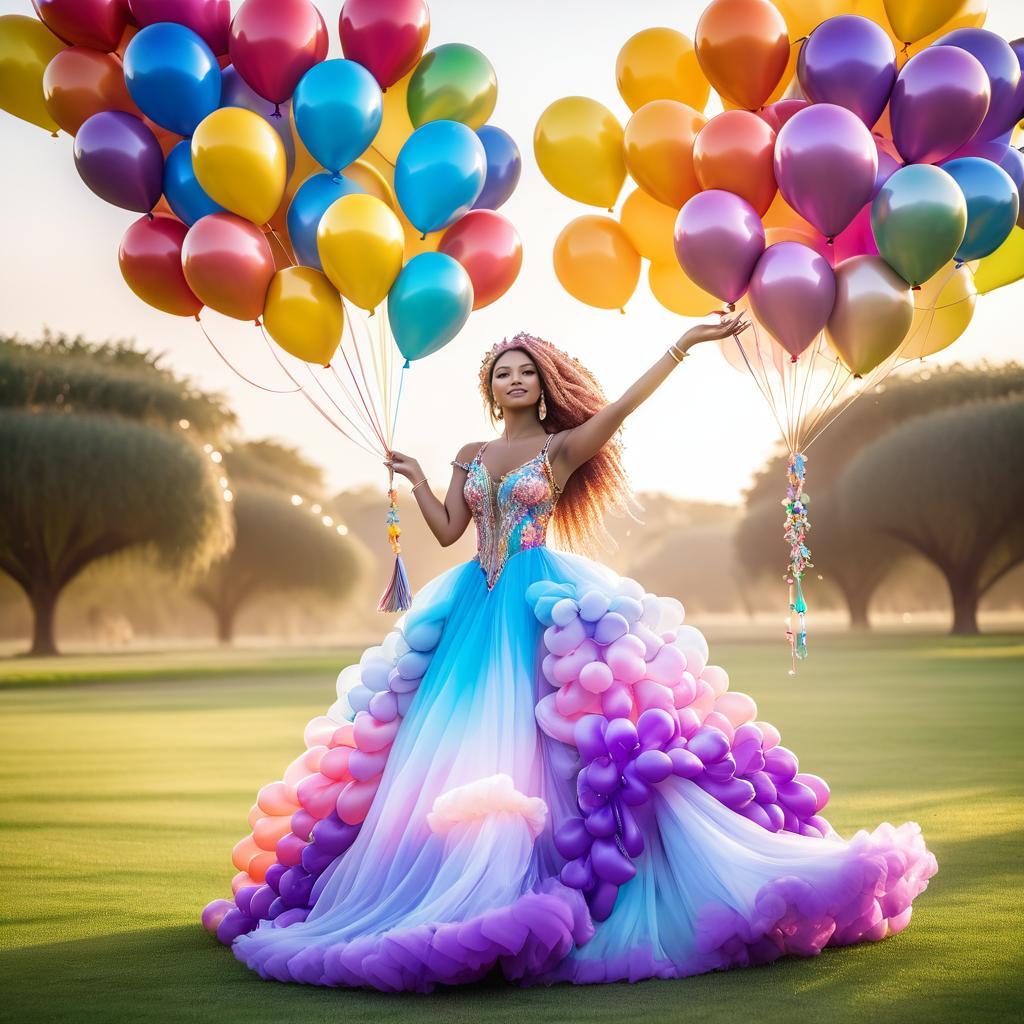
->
<box><xmin>406</xmin><ymin>43</ymin><xmax>497</xmax><ymax>130</ymax></box>
<box><xmin>871</xmin><ymin>164</ymin><xmax>967</xmax><ymax>287</ymax></box>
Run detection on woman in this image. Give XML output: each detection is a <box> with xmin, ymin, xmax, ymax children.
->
<box><xmin>204</xmin><ymin>322</ymin><xmax>937</xmax><ymax>991</ymax></box>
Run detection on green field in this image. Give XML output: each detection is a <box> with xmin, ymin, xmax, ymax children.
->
<box><xmin>1</xmin><ymin>635</ymin><xmax>1021</xmax><ymax>1024</ymax></box>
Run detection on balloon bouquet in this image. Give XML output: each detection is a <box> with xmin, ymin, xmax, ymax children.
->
<box><xmin>536</xmin><ymin>0</ymin><xmax>1024</xmax><ymax>668</ymax></box>
<box><xmin>0</xmin><ymin>0</ymin><xmax>526</xmax><ymax>612</ymax></box>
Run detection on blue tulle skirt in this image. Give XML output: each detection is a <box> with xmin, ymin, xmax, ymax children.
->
<box><xmin>209</xmin><ymin>547</ymin><xmax>936</xmax><ymax>991</ymax></box>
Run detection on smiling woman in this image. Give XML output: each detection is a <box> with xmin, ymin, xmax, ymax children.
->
<box><xmin>204</xmin><ymin>326</ymin><xmax>935</xmax><ymax>992</ymax></box>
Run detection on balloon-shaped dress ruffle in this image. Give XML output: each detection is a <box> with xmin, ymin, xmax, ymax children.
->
<box><xmin>204</xmin><ymin>434</ymin><xmax>937</xmax><ymax>991</ymax></box>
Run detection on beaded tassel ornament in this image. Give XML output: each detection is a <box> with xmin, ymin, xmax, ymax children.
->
<box><xmin>783</xmin><ymin>452</ymin><xmax>811</xmax><ymax>672</ymax></box>
<box><xmin>378</xmin><ymin>465</ymin><xmax>413</xmax><ymax>612</ymax></box>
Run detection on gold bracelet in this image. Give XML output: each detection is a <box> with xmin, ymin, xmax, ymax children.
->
<box><xmin>667</xmin><ymin>344</ymin><xmax>689</xmax><ymax>364</ymax></box>
<box><xmin>411</xmin><ymin>477</ymin><xmax>429</xmax><ymax>492</ymax></box>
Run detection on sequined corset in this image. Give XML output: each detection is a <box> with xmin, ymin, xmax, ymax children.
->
<box><xmin>452</xmin><ymin>434</ymin><xmax>562</xmax><ymax>590</ymax></box>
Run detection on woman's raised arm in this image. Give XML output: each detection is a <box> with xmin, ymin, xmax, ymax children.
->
<box><xmin>553</xmin><ymin>314</ymin><xmax>749</xmax><ymax>481</ymax></box>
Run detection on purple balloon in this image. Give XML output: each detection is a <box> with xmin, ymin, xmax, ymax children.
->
<box><xmin>636</xmin><ymin>708</ymin><xmax>676</xmax><ymax>748</ymax></box>
<box><xmin>554</xmin><ymin>818</ymin><xmax>592</xmax><ymax>860</ymax></box>
<box><xmin>797</xmin><ymin>15</ymin><xmax>897</xmax><ymax>128</ymax></box>
<box><xmin>1012</xmin><ymin>39</ymin><xmax>1024</xmax><ymax>126</ymax></box>
<box><xmin>129</xmin><ymin>0</ymin><xmax>230</xmax><ymax>55</ymax></box>
<box><xmin>590</xmin><ymin>836</ymin><xmax>637</xmax><ymax>885</ymax></box>
<box><xmin>748</xmin><ymin>242</ymin><xmax>836</xmax><ymax>359</ymax></box>
<box><xmin>674</xmin><ymin>190</ymin><xmax>765</xmax><ymax>304</ymax></box>
<box><xmin>936</xmin><ymin>29</ymin><xmax>1022</xmax><ymax>143</ymax></box>
<box><xmin>73</xmin><ymin>111</ymin><xmax>163</xmax><ymax>213</ymax></box>
<box><xmin>890</xmin><ymin>46</ymin><xmax>991</xmax><ymax>165</ymax></box>
<box><xmin>774</xmin><ymin>104</ymin><xmax>878</xmax><ymax>239</ymax></box>
<box><xmin>686</xmin><ymin>725</ymin><xmax>731</xmax><ymax>765</ymax></box>
<box><xmin>635</xmin><ymin>748</ymin><xmax>674</xmax><ymax>784</ymax></box>
<box><xmin>472</xmin><ymin>125</ymin><xmax>521</xmax><ymax>211</ymax></box>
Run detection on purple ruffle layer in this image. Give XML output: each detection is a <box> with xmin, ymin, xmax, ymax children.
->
<box><xmin>233</xmin><ymin>878</ymin><xmax>594</xmax><ymax>993</ymax></box>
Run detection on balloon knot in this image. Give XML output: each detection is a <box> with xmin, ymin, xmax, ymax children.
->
<box><xmin>420</xmin><ymin>232</ymin><xmax>427</xmax><ymax>240</ymax></box>
<box><xmin>912</xmin><ymin>285</ymin><xmax>921</xmax><ymax>292</ymax></box>
<box><xmin>273</xmin><ymin>104</ymin><xmax>282</xmax><ymax>117</ymax></box>
<box><xmin>194</xmin><ymin>313</ymin><xmax>201</xmax><ymax>322</ymax></box>
<box><xmin>147</xmin><ymin>211</ymin><xmax>155</xmax><ymax>221</ymax></box>
<box><xmin>403</xmin><ymin>358</ymin><xmax>411</xmax><ymax>369</ymax></box>
<box><xmin>50</xmin><ymin>131</ymin><xmax>59</xmax><ymax>139</ymax></box>
<box><xmin>323</xmin><ymin>362</ymin><xmax>331</xmax><ymax>369</ymax></box>
<box><xmin>726</xmin><ymin>302</ymin><xmax>736</xmax><ymax>313</ymax></box>
<box><xmin>790</xmin><ymin>354</ymin><xmax>798</xmax><ymax>363</ymax></box>
<box><xmin>619</xmin><ymin>307</ymin><xmax>626</xmax><ymax>315</ymax></box>
<box><xmin>254</xmin><ymin>318</ymin><xmax>262</xmax><ymax>327</ymax></box>
<box><xmin>368</xmin><ymin>308</ymin><xmax>376</xmax><ymax>317</ymax></box>
<box><xmin>826</xmin><ymin>237</ymin><xmax>834</xmax><ymax>246</ymax></box>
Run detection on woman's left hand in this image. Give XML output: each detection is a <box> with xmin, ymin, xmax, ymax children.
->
<box><xmin>678</xmin><ymin>313</ymin><xmax>750</xmax><ymax>351</ymax></box>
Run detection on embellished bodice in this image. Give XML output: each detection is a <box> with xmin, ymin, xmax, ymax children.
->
<box><xmin>452</xmin><ymin>434</ymin><xmax>562</xmax><ymax>590</ymax></box>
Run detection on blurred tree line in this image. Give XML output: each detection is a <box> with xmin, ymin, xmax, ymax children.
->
<box><xmin>0</xmin><ymin>334</ymin><xmax>364</xmax><ymax>655</ymax></box>
<box><xmin>1</xmin><ymin>334</ymin><xmax>1021</xmax><ymax>654</ymax></box>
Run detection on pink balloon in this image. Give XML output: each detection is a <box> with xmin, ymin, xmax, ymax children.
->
<box><xmin>774</xmin><ymin>103</ymin><xmax>878</xmax><ymax>239</ymax></box>
<box><xmin>129</xmin><ymin>0</ymin><xmax>230</xmax><ymax>55</ymax></box>
<box><xmin>674</xmin><ymin>190</ymin><xmax>765</xmax><ymax>305</ymax></box>
<box><xmin>229</xmin><ymin>0</ymin><xmax>329</xmax><ymax>106</ymax></box>
<box><xmin>831</xmin><ymin>204</ymin><xmax>878</xmax><ymax>262</ymax></box>
<box><xmin>757</xmin><ymin>99</ymin><xmax>808</xmax><ymax>134</ymax></box>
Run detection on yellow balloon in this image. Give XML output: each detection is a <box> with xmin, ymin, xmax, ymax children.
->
<box><xmin>264</xmin><ymin>267</ymin><xmax>344</xmax><ymax>366</ymax></box>
<box><xmin>973</xmin><ymin>226</ymin><xmax>1024</xmax><ymax>295</ymax></box>
<box><xmin>649</xmin><ymin>260</ymin><xmax>718</xmax><ymax>317</ymax></box>
<box><xmin>615</xmin><ymin>28</ymin><xmax>710</xmax><ymax>113</ymax></box>
<box><xmin>344</xmin><ymin>148</ymin><xmax>398</xmax><ymax>208</ymax></box>
<box><xmin>553</xmin><ymin>216</ymin><xmax>641</xmax><ymax>312</ymax></box>
<box><xmin>372</xmin><ymin>69</ymin><xmax>414</xmax><ymax>165</ymax></box>
<box><xmin>901</xmin><ymin>263</ymin><xmax>977</xmax><ymax>359</ymax></box>
<box><xmin>882</xmin><ymin>0</ymin><xmax>964</xmax><ymax>44</ymax></box>
<box><xmin>620</xmin><ymin>188</ymin><xmax>678</xmax><ymax>264</ymax></box>
<box><xmin>0</xmin><ymin>15</ymin><xmax>64</xmax><ymax>134</ymax></box>
<box><xmin>535</xmin><ymin>97</ymin><xmax>626</xmax><ymax>209</ymax></box>
<box><xmin>317</xmin><ymin>193</ymin><xmax>404</xmax><ymax>311</ymax></box>
<box><xmin>905</xmin><ymin>0</ymin><xmax>987</xmax><ymax>55</ymax></box>
<box><xmin>192</xmin><ymin>107</ymin><xmax>287</xmax><ymax>225</ymax></box>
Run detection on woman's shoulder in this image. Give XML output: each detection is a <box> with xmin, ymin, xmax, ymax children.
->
<box><xmin>451</xmin><ymin>440</ymin><xmax>487</xmax><ymax>471</ymax></box>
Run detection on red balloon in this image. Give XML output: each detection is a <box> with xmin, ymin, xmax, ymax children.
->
<box><xmin>693</xmin><ymin>110</ymin><xmax>777</xmax><ymax>216</ymax></box>
<box><xmin>181</xmin><ymin>213</ymin><xmax>275</xmax><ymax>322</ymax></box>
<box><xmin>129</xmin><ymin>1</ymin><xmax>231</xmax><ymax>56</ymax></box>
<box><xmin>119</xmin><ymin>215</ymin><xmax>202</xmax><ymax>318</ymax></box>
<box><xmin>32</xmin><ymin>0</ymin><xmax>131</xmax><ymax>53</ymax></box>
<box><xmin>439</xmin><ymin>210</ymin><xmax>523</xmax><ymax>310</ymax></box>
<box><xmin>757</xmin><ymin>100</ymin><xmax>808</xmax><ymax>134</ymax></box>
<box><xmin>340</xmin><ymin>0</ymin><xmax>429</xmax><ymax>90</ymax></box>
<box><xmin>229</xmin><ymin>0</ymin><xmax>329</xmax><ymax>106</ymax></box>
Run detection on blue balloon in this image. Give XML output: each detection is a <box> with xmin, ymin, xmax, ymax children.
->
<box><xmin>293</xmin><ymin>60</ymin><xmax>382</xmax><ymax>175</ymax></box>
<box><xmin>220</xmin><ymin>66</ymin><xmax>296</xmax><ymax>179</ymax></box>
<box><xmin>942</xmin><ymin>157</ymin><xmax>1020</xmax><ymax>261</ymax></box>
<box><xmin>287</xmin><ymin>172</ymin><xmax>366</xmax><ymax>271</ymax></box>
<box><xmin>396</xmin><ymin>121</ymin><xmax>487</xmax><ymax>235</ymax></box>
<box><xmin>163</xmin><ymin>140</ymin><xmax>225</xmax><ymax>225</ymax></box>
<box><xmin>388</xmin><ymin>253</ymin><xmax>474</xmax><ymax>363</ymax></box>
<box><xmin>123</xmin><ymin>23</ymin><xmax>221</xmax><ymax>137</ymax></box>
<box><xmin>472</xmin><ymin>125</ymin><xmax>521</xmax><ymax>211</ymax></box>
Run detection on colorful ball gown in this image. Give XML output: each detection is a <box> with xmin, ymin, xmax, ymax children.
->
<box><xmin>203</xmin><ymin>432</ymin><xmax>937</xmax><ymax>991</ymax></box>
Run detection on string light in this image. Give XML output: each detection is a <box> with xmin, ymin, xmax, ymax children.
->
<box><xmin>178</xmin><ymin>419</ymin><xmax>190</xmax><ymax>430</ymax></box>
<box><xmin>291</xmin><ymin>495</ymin><xmax>303</xmax><ymax>506</ymax></box>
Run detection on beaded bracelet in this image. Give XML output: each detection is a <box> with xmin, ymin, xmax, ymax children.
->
<box><xmin>411</xmin><ymin>477</ymin><xmax>429</xmax><ymax>492</ymax></box>
<box><xmin>667</xmin><ymin>343</ymin><xmax>690</xmax><ymax>364</ymax></box>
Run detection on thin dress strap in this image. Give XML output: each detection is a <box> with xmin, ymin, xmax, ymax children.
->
<box><xmin>450</xmin><ymin>441</ymin><xmax>488</xmax><ymax>472</ymax></box>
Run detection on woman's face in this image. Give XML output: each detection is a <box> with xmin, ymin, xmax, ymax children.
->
<box><xmin>491</xmin><ymin>349</ymin><xmax>541</xmax><ymax>413</ymax></box>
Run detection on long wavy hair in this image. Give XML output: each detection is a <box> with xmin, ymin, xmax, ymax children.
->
<box><xmin>478</xmin><ymin>332</ymin><xmax>640</xmax><ymax>552</ymax></box>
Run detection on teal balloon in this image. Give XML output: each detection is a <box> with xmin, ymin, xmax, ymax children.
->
<box><xmin>871</xmin><ymin>164</ymin><xmax>968</xmax><ymax>286</ymax></box>
<box><xmin>395</xmin><ymin>120</ymin><xmax>486</xmax><ymax>234</ymax></box>
<box><xmin>293</xmin><ymin>60</ymin><xmax>383</xmax><ymax>175</ymax></box>
<box><xmin>287</xmin><ymin>172</ymin><xmax>365</xmax><ymax>271</ymax></box>
<box><xmin>941</xmin><ymin>157</ymin><xmax>1020</xmax><ymax>262</ymax></box>
<box><xmin>388</xmin><ymin>253</ymin><xmax>474</xmax><ymax>363</ymax></box>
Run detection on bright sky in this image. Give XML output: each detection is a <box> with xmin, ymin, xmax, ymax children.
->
<box><xmin>1</xmin><ymin>0</ymin><xmax>1020</xmax><ymax>503</ymax></box>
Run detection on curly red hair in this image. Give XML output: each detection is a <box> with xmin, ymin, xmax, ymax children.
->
<box><xmin>478</xmin><ymin>332</ymin><xmax>639</xmax><ymax>552</ymax></box>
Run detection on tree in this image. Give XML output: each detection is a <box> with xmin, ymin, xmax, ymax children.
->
<box><xmin>838</xmin><ymin>399</ymin><xmax>1024</xmax><ymax>635</ymax></box>
<box><xmin>0</xmin><ymin>411</ymin><xmax>232</xmax><ymax>655</ymax></box>
<box><xmin>223</xmin><ymin>439</ymin><xmax>325</xmax><ymax>498</ymax></box>
<box><xmin>738</xmin><ymin>363</ymin><xmax>1024</xmax><ymax>627</ymax></box>
<box><xmin>0</xmin><ymin>332</ymin><xmax>234</xmax><ymax>434</ymax></box>
<box><xmin>192</xmin><ymin>486</ymin><xmax>364</xmax><ymax>644</ymax></box>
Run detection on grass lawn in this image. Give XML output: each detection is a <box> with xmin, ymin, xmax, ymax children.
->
<box><xmin>0</xmin><ymin>634</ymin><xmax>1021</xmax><ymax>1024</ymax></box>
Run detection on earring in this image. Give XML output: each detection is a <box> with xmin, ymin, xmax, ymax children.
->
<box><xmin>491</xmin><ymin>400</ymin><xmax>504</xmax><ymax>420</ymax></box>
<box><xmin>538</xmin><ymin>391</ymin><xmax>547</xmax><ymax>420</ymax></box>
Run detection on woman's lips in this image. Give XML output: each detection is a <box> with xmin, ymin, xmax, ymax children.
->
<box><xmin>508</xmin><ymin>389</ymin><xmax>526</xmax><ymax>396</ymax></box>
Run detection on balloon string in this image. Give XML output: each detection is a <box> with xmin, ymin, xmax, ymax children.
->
<box><xmin>258</xmin><ymin>327</ymin><xmax>382</xmax><ymax>458</ymax></box>
<box><xmin>305</xmin><ymin>363</ymin><xmax>388</xmax><ymax>454</ymax></box>
<box><xmin>197</xmin><ymin>319</ymin><xmax>302</xmax><ymax>394</ymax></box>
<box><xmin>266</xmin><ymin>227</ymin><xmax>295</xmax><ymax>266</ymax></box>
<box><xmin>391</xmin><ymin>360</ymin><xmax>408</xmax><ymax>445</ymax></box>
<box><xmin>343</xmin><ymin>302</ymin><xmax>390</xmax><ymax>449</ymax></box>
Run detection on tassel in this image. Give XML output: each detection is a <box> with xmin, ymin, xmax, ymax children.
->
<box><xmin>377</xmin><ymin>471</ymin><xmax>414</xmax><ymax>612</ymax></box>
<box><xmin>782</xmin><ymin>451</ymin><xmax>812</xmax><ymax>672</ymax></box>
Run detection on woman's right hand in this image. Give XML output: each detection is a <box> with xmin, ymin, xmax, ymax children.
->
<box><xmin>384</xmin><ymin>449</ymin><xmax>422</xmax><ymax>482</ymax></box>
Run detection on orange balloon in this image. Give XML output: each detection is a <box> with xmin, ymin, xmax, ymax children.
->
<box><xmin>763</xmin><ymin>190</ymin><xmax>817</xmax><ymax>236</ymax></box>
<box><xmin>553</xmin><ymin>216</ymin><xmax>641</xmax><ymax>312</ymax></box>
<box><xmin>42</xmin><ymin>46</ymin><xmax>135</xmax><ymax>134</ymax></box>
<box><xmin>693</xmin><ymin>110</ymin><xmax>777</xmax><ymax>215</ymax></box>
<box><xmin>624</xmin><ymin>100</ymin><xmax>705</xmax><ymax>208</ymax></box>
<box><xmin>696</xmin><ymin>0</ymin><xmax>791</xmax><ymax>111</ymax></box>
<box><xmin>619</xmin><ymin>188</ymin><xmax>678</xmax><ymax>264</ymax></box>
<box><xmin>649</xmin><ymin>260</ymin><xmax>719</xmax><ymax>316</ymax></box>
